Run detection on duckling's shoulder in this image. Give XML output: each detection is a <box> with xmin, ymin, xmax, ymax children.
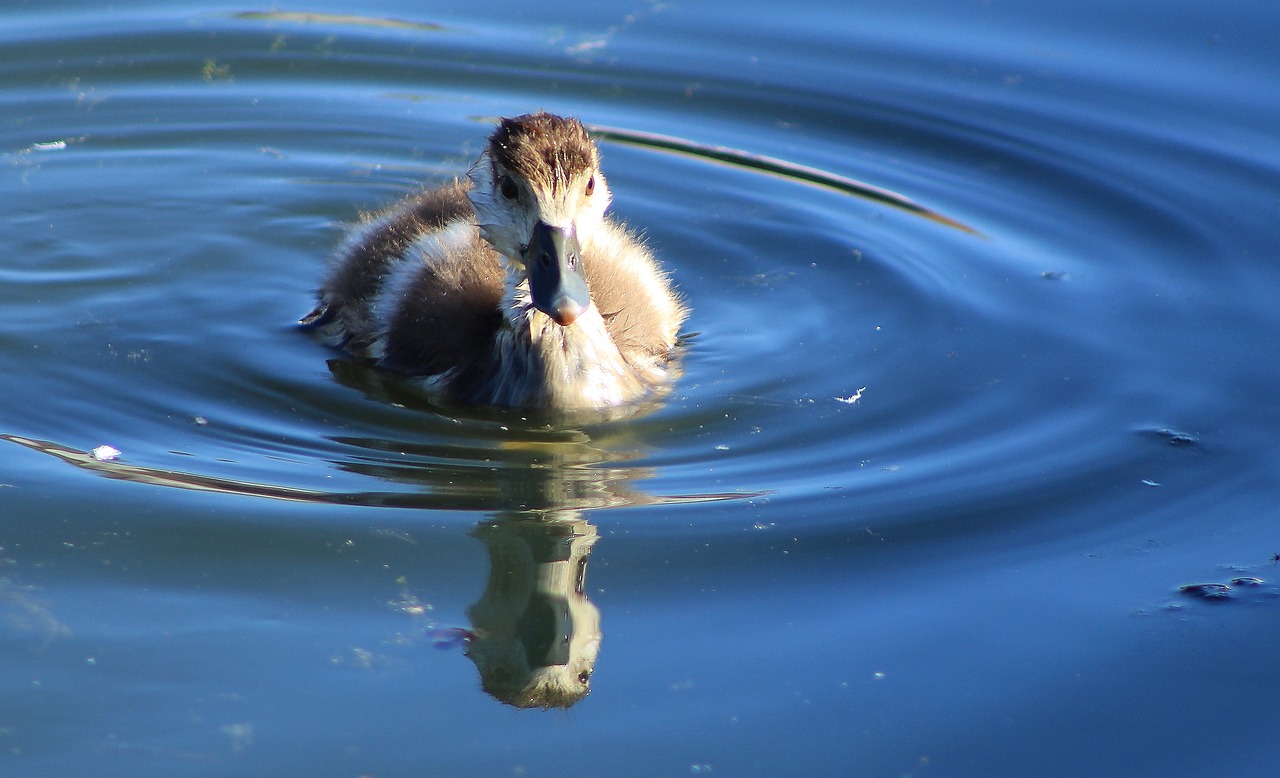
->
<box><xmin>585</xmin><ymin>221</ymin><xmax>687</xmax><ymax>359</ymax></box>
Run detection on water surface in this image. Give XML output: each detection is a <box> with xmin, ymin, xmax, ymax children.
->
<box><xmin>2</xmin><ymin>1</ymin><xmax>1279</xmax><ymax>775</ymax></box>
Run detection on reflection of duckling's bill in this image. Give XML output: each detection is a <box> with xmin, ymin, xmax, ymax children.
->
<box><xmin>465</xmin><ymin>515</ymin><xmax>600</xmax><ymax>709</ymax></box>
<box><xmin>302</xmin><ymin>112</ymin><xmax>688</xmax><ymax>411</ymax></box>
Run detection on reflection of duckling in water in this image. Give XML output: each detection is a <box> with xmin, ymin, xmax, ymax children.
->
<box><xmin>464</xmin><ymin>515</ymin><xmax>600</xmax><ymax>709</ymax></box>
<box><xmin>302</xmin><ymin>112</ymin><xmax>687</xmax><ymax>411</ymax></box>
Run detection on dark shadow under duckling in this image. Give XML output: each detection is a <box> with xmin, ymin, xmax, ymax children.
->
<box><xmin>301</xmin><ymin>112</ymin><xmax>687</xmax><ymax>412</ymax></box>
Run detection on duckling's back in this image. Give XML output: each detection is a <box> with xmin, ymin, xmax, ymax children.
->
<box><xmin>302</xmin><ymin>179</ymin><xmax>493</xmax><ymax>356</ymax></box>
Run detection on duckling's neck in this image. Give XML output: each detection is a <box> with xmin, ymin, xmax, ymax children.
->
<box><xmin>487</xmin><ymin>270</ymin><xmax>641</xmax><ymax>409</ymax></box>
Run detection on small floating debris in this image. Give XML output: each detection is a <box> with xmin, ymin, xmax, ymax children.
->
<box><xmin>1040</xmin><ymin>270</ymin><xmax>1068</xmax><ymax>280</ymax></box>
<box><xmin>201</xmin><ymin>59</ymin><xmax>232</xmax><ymax>82</ymax></box>
<box><xmin>89</xmin><ymin>445</ymin><xmax>121</xmax><ymax>462</ymax></box>
<box><xmin>19</xmin><ymin>136</ymin><xmax>86</xmax><ymax>154</ymax></box>
<box><xmin>1178</xmin><ymin>582</ymin><xmax>1232</xmax><ymax>600</ymax></box>
<box><xmin>1230</xmin><ymin>576</ymin><xmax>1265</xmax><ymax>587</ymax></box>
<box><xmin>835</xmin><ymin>387</ymin><xmax>866</xmax><ymax>405</ymax></box>
<box><xmin>1141</xmin><ymin>479</ymin><xmax>1161</xmax><ymax>487</ymax></box>
<box><xmin>1177</xmin><ymin>576</ymin><xmax>1269</xmax><ymax>602</ymax></box>
<box><xmin>1136</xmin><ymin>426</ymin><xmax>1201</xmax><ymax>449</ymax></box>
<box><xmin>567</xmin><ymin>39</ymin><xmax>608</xmax><ymax>55</ymax></box>
<box><xmin>1157</xmin><ymin>428</ymin><xmax>1198</xmax><ymax>446</ymax></box>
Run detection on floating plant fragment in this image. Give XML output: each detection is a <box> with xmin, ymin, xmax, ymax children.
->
<box><xmin>1178</xmin><ymin>582</ymin><xmax>1232</xmax><ymax>599</ymax></box>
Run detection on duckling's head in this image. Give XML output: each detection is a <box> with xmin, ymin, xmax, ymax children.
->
<box><xmin>468</xmin><ymin>112</ymin><xmax>612</xmax><ymax>326</ymax></box>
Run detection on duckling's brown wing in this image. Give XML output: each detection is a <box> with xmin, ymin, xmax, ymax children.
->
<box><xmin>322</xmin><ymin>179</ymin><xmax>478</xmax><ymax>318</ymax></box>
<box><xmin>380</xmin><ymin>240</ymin><xmax>505</xmax><ymax>387</ymax></box>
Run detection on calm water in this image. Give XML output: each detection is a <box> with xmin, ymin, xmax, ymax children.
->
<box><xmin>2</xmin><ymin>1</ymin><xmax>1279</xmax><ymax>775</ymax></box>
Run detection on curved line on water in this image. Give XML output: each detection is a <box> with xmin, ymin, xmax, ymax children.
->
<box><xmin>1</xmin><ymin>434</ymin><xmax>756</xmax><ymax>511</ymax></box>
<box><xmin>232</xmin><ymin>11</ymin><xmax>447</xmax><ymax>31</ymax></box>
<box><xmin>588</xmin><ymin>124</ymin><xmax>982</xmax><ymax>236</ymax></box>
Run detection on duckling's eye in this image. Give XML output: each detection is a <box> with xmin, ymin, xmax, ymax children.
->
<box><xmin>584</xmin><ymin>175</ymin><xmax>595</xmax><ymax>197</ymax></box>
<box><xmin>500</xmin><ymin>175</ymin><xmax>519</xmax><ymax>200</ymax></box>
<box><xmin>577</xmin><ymin>671</ymin><xmax>591</xmax><ymax>686</ymax></box>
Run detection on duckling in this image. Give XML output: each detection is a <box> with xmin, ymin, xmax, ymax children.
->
<box><xmin>301</xmin><ymin>112</ymin><xmax>687</xmax><ymax>411</ymax></box>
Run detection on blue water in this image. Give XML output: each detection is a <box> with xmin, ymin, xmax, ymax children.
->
<box><xmin>2</xmin><ymin>1</ymin><xmax>1279</xmax><ymax>775</ymax></box>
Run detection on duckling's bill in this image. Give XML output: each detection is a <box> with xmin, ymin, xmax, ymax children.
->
<box><xmin>526</xmin><ymin>221</ymin><xmax>590</xmax><ymax>326</ymax></box>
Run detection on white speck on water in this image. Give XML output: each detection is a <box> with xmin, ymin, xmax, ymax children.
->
<box><xmin>90</xmin><ymin>445</ymin><xmax>121</xmax><ymax>461</ymax></box>
<box><xmin>835</xmin><ymin>386</ymin><xmax>865</xmax><ymax>404</ymax></box>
